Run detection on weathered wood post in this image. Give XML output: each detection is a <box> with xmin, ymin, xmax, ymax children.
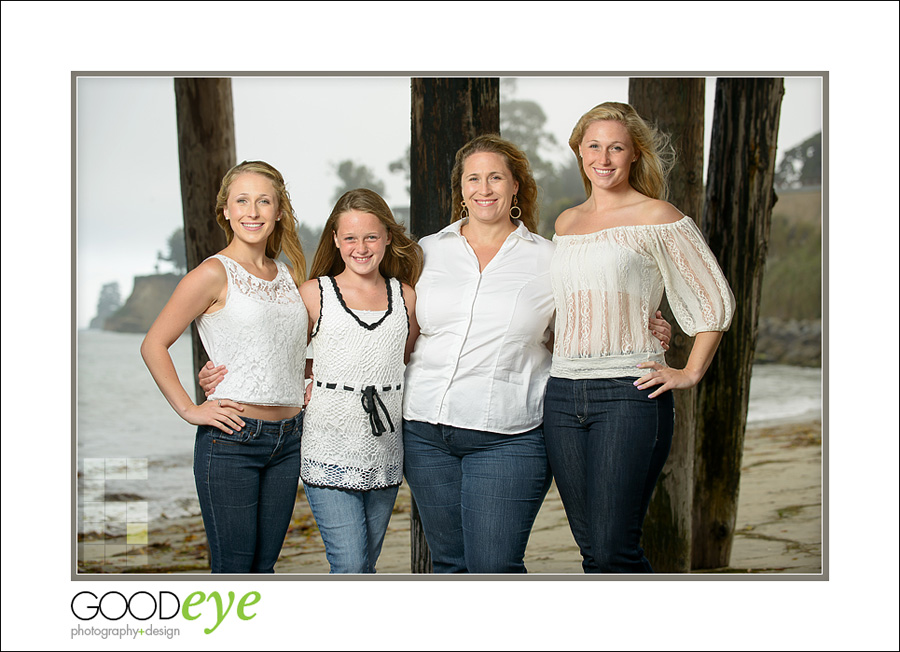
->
<box><xmin>408</xmin><ymin>77</ymin><xmax>500</xmax><ymax>572</ymax></box>
<box><xmin>692</xmin><ymin>77</ymin><xmax>784</xmax><ymax>569</ymax></box>
<box><xmin>629</xmin><ymin>77</ymin><xmax>706</xmax><ymax>573</ymax></box>
<box><xmin>173</xmin><ymin>78</ymin><xmax>235</xmax><ymax>403</ymax></box>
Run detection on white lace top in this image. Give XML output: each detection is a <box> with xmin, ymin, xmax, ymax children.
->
<box><xmin>550</xmin><ymin>216</ymin><xmax>734</xmax><ymax>379</ymax></box>
<box><xmin>301</xmin><ymin>276</ymin><xmax>407</xmax><ymax>491</ymax></box>
<box><xmin>196</xmin><ymin>254</ymin><xmax>308</xmax><ymax>406</ymax></box>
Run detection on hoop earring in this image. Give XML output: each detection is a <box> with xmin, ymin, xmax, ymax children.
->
<box><xmin>460</xmin><ymin>201</ymin><xmax>469</xmax><ymax>220</ymax></box>
<box><xmin>509</xmin><ymin>195</ymin><xmax>521</xmax><ymax>220</ymax></box>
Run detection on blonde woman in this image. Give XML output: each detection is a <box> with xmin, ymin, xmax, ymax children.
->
<box><xmin>544</xmin><ymin>103</ymin><xmax>735</xmax><ymax>573</ymax></box>
<box><xmin>142</xmin><ymin>161</ymin><xmax>307</xmax><ymax>573</ymax></box>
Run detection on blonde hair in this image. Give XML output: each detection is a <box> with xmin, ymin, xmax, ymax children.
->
<box><xmin>449</xmin><ymin>134</ymin><xmax>539</xmax><ymax>233</ymax></box>
<box><xmin>568</xmin><ymin>102</ymin><xmax>675</xmax><ymax>201</ymax></box>
<box><xmin>309</xmin><ymin>188</ymin><xmax>424</xmax><ymax>287</ymax></box>
<box><xmin>215</xmin><ymin>160</ymin><xmax>307</xmax><ymax>287</ymax></box>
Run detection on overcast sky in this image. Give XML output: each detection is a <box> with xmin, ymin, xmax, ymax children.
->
<box><xmin>76</xmin><ymin>75</ymin><xmax>821</xmax><ymax>329</ymax></box>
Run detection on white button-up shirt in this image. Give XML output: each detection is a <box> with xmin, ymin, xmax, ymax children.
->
<box><xmin>403</xmin><ymin>219</ymin><xmax>556</xmax><ymax>434</ymax></box>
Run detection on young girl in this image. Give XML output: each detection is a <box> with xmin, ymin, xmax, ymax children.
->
<box><xmin>141</xmin><ymin>161</ymin><xmax>308</xmax><ymax>573</ymax></box>
<box><xmin>201</xmin><ymin>188</ymin><xmax>422</xmax><ymax>574</ymax></box>
<box><xmin>298</xmin><ymin>188</ymin><xmax>422</xmax><ymax>573</ymax></box>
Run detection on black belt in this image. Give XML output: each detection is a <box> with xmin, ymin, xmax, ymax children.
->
<box><xmin>315</xmin><ymin>381</ymin><xmax>399</xmax><ymax>437</ymax></box>
<box><xmin>361</xmin><ymin>385</ymin><xmax>394</xmax><ymax>437</ymax></box>
<box><xmin>316</xmin><ymin>381</ymin><xmax>402</xmax><ymax>392</ymax></box>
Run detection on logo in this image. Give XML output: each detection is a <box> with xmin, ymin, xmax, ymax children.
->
<box><xmin>71</xmin><ymin>590</ymin><xmax>260</xmax><ymax>635</ymax></box>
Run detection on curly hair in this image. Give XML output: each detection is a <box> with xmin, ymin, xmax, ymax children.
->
<box><xmin>449</xmin><ymin>134</ymin><xmax>539</xmax><ymax>234</ymax></box>
<box><xmin>309</xmin><ymin>188</ymin><xmax>424</xmax><ymax>287</ymax></box>
<box><xmin>214</xmin><ymin>160</ymin><xmax>307</xmax><ymax>287</ymax></box>
<box><xmin>568</xmin><ymin>102</ymin><xmax>675</xmax><ymax>201</ymax></box>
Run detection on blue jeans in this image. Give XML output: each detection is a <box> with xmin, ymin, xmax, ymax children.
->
<box><xmin>193</xmin><ymin>412</ymin><xmax>302</xmax><ymax>573</ymax></box>
<box><xmin>542</xmin><ymin>376</ymin><xmax>674</xmax><ymax>573</ymax></box>
<box><xmin>402</xmin><ymin>420</ymin><xmax>552</xmax><ymax>573</ymax></box>
<box><xmin>303</xmin><ymin>484</ymin><xmax>400</xmax><ymax>573</ymax></box>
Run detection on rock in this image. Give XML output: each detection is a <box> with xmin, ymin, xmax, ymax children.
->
<box><xmin>755</xmin><ymin>317</ymin><xmax>821</xmax><ymax>367</ymax></box>
<box><xmin>104</xmin><ymin>273</ymin><xmax>182</xmax><ymax>334</ymax></box>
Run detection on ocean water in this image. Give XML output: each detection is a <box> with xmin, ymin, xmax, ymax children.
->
<box><xmin>76</xmin><ymin>330</ymin><xmax>823</xmax><ymax>526</ymax></box>
<box><xmin>745</xmin><ymin>363</ymin><xmax>822</xmax><ymax>425</ymax></box>
<box><xmin>78</xmin><ymin>330</ymin><xmax>200</xmax><ymax>523</ymax></box>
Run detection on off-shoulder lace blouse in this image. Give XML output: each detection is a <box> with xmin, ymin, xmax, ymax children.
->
<box><xmin>550</xmin><ymin>216</ymin><xmax>734</xmax><ymax>379</ymax></box>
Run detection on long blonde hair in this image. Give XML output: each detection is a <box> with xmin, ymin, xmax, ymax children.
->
<box><xmin>449</xmin><ymin>134</ymin><xmax>539</xmax><ymax>233</ymax></box>
<box><xmin>215</xmin><ymin>160</ymin><xmax>307</xmax><ymax>287</ymax></box>
<box><xmin>310</xmin><ymin>189</ymin><xmax>424</xmax><ymax>287</ymax></box>
<box><xmin>568</xmin><ymin>102</ymin><xmax>675</xmax><ymax>201</ymax></box>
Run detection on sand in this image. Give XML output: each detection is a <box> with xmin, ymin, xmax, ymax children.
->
<box><xmin>78</xmin><ymin>418</ymin><xmax>822</xmax><ymax>576</ymax></box>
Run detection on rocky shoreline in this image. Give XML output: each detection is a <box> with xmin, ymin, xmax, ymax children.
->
<box><xmin>755</xmin><ymin>317</ymin><xmax>821</xmax><ymax>367</ymax></box>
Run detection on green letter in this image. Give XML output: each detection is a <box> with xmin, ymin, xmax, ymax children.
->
<box><xmin>182</xmin><ymin>591</ymin><xmax>204</xmax><ymax>621</ymax></box>
<box><xmin>203</xmin><ymin>591</ymin><xmax>236</xmax><ymax>635</ymax></box>
<box><xmin>237</xmin><ymin>592</ymin><xmax>261</xmax><ymax>621</ymax></box>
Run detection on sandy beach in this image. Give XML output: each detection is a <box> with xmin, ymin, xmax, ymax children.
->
<box><xmin>79</xmin><ymin>418</ymin><xmax>822</xmax><ymax>576</ymax></box>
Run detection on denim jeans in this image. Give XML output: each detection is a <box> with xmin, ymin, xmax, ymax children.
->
<box><xmin>193</xmin><ymin>412</ymin><xmax>302</xmax><ymax>573</ymax></box>
<box><xmin>542</xmin><ymin>376</ymin><xmax>674</xmax><ymax>573</ymax></box>
<box><xmin>303</xmin><ymin>484</ymin><xmax>400</xmax><ymax>573</ymax></box>
<box><xmin>402</xmin><ymin>420</ymin><xmax>552</xmax><ymax>573</ymax></box>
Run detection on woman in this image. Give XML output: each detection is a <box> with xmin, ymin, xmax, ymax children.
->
<box><xmin>141</xmin><ymin>161</ymin><xmax>308</xmax><ymax>573</ymax></box>
<box><xmin>544</xmin><ymin>102</ymin><xmax>735</xmax><ymax>573</ymax></box>
<box><xmin>403</xmin><ymin>134</ymin><xmax>671</xmax><ymax>573</ymax></box>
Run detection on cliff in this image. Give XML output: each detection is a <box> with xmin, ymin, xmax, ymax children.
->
<box><xmin>88</xmin><ymin>313</ymin><xmax>107</xmax><ymax>330</ymax></box>
<box><xmin>103</xmin><ymin>273</ymin><xmax>182</xmax><ymax>333</ymax></box>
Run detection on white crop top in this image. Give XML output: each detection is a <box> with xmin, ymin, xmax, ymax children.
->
<box><xmin>196</xmin><ymin>254</ymin><xmax>308</xmax><ymax>406</ymax></box>
<box><xmin>550</xmin><ymin>216</ymin><xmax>734</xmax><ymax>379</ymax></box>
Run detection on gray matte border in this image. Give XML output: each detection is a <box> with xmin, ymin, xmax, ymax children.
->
<box><xmin>71</xmin><ymin>70</ymin><xmax>828</xmax><ymax>582</ymax></box>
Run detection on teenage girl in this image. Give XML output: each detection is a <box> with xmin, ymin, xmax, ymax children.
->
<box><xmin>141</xmin><ymin>161</ymin><xmax>308</xmax><ymax>573</ymax></box>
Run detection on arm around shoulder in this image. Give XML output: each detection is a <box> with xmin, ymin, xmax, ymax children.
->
<box><xmin>401</xmin><ymin>283</ymin><xmax>420</xmax><ymax>364</ymax></box>
<box><xmin>298</xmin><ymin>278</ymin><xmax>321</xmax><ymax>341</ymax></box>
